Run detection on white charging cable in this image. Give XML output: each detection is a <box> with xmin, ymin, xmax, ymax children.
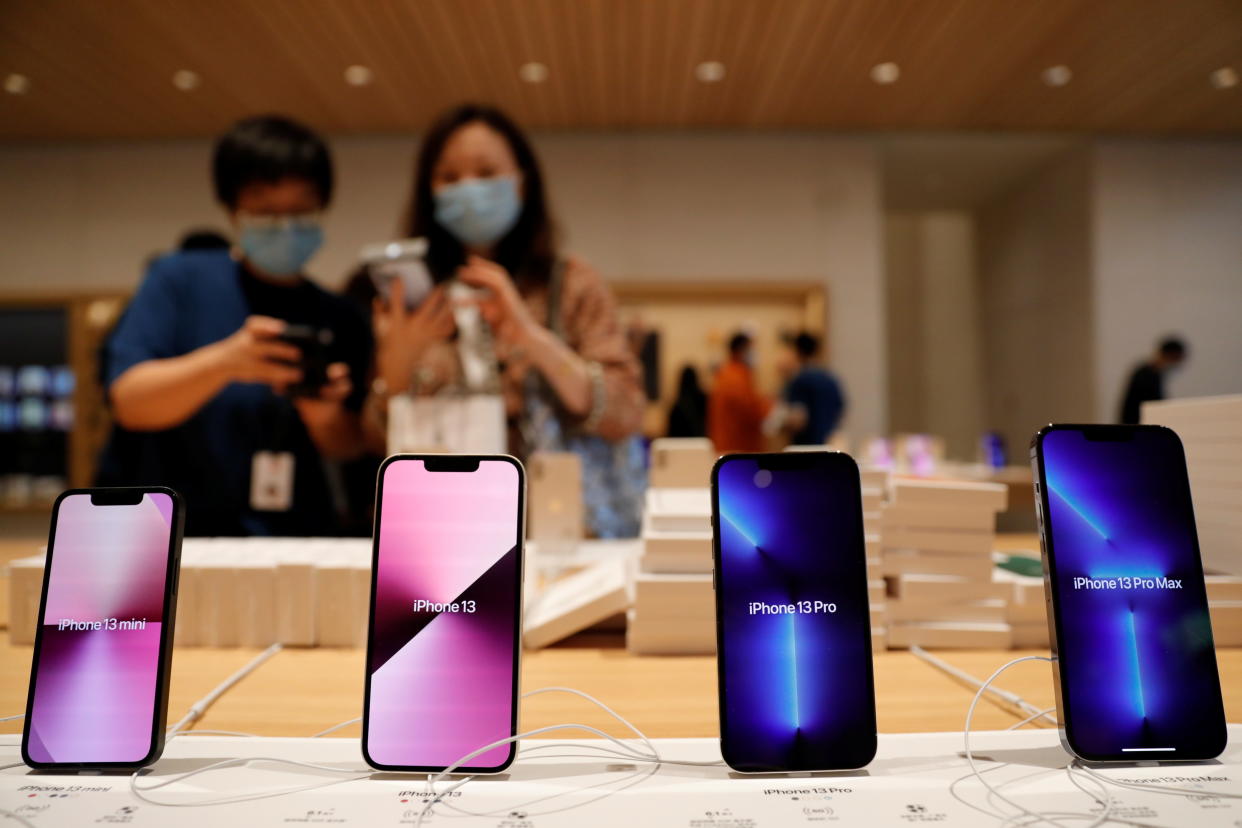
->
<box><xmin>130</xmin><ymin>684</ymin><xmax>721</xmax><ymax>812</ymax></box>
<box><xmin>913</xmin><ymin>645</ymin><xmax>1058</xmax><ymax>726</ymax></box>
<box><xmin>1070</xmin><ymin>760</ymin><xmax>1242</xmax><ymax>802</ymax></box>
<box><xmin>1008</xmin><ymin>707</ymin><xmax>1057</xmax><ymax>731</ymax></box>
<box><xmin>962</xmin><ymin>654</ymin><xmax>1114</xmax><ymax>828</ymax></box>
<box><xmin>311</xmin><ymin>716</ymin><xmax>360</xmax><ymax>738</ymax></box>
<box><xmin>129</xmin><ymin>755</ymin><xmax>370</xmax><ymax>807</ymax></box>
<box><xmin>0</xmin><ymin>808</ymin><xmax>35</xmax><ymax>828</ymax></box>
<box><xmin>957</xmin><ymin>653</ymin><xmax>1241</xmax><ymax>828</ymax></box>
<box><xmin>6</xmin><ymin>617</ymin><xmax>283</xmax><ymax>742</ymax></box>
<box><xmin>415</xmin><ymin>686</ymin><xmax>722</xmax><ymax>828</ymax></box>
<box><xmin>165</xmin><ymin>643</ymin><xmax>283</xmax><ymax>736</ymax></box>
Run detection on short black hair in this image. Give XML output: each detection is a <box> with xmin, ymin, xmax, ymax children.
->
<box><xmin>212</xmin><ymin>115</ymin><xmax>333</xmax><ymax>209</ymax></box>
<box><xmin>728</xmin><ymin>332</ymin><xmax>752</xmax><ymax>356</ymax></box>
<box><xmin>1158</xmin><ymin>336</ymin><xmax>1187</xmax><ymax>359</ymax></box>
<box><xmin>790</xmin><ymin>331</ymin><xmax>820</xmax><ymax>359</ymax></box>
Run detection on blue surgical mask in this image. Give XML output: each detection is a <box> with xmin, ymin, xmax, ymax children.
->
<box><xmin>434</xmin><ymin>176</ymin><xmax>522</xmax><ymax>248</ymax></box>
<box><xmin>238</xmin><ymin>218</ymin><xmax>323</xmax><ymax>279</ymax></box>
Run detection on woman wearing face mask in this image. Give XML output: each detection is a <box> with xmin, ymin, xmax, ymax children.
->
<box><xmin>367</xmin><ymin>105</ymin><xmax>645</xmax><ymax>531</ymax></box>
<box><xmin>97</xmin><ymin>115</ymin><xmax>372</xmax><ymax>536</ymax></box>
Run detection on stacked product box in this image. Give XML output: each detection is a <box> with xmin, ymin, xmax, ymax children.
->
<box><xmin>1207</xmin><ymin>575</ymin><xmax>1242</xmax><ymax>647</ymax></box>
<box><xmin>628</xmin><ymin>438</ymin><xmax>717</xmax><ymax>655</ymax></box>
<box><xmin>523</xmin><ymin>556</ymin><xmax>631</xmax><ymax>650</ymax></box>
<box><xmin>1142</xmin><ymin>395</ymin><xmax>1242</xmax><ymax>576</ymax></box>
<box><xmin>8</xmin><ymin>537</ymin><xmax>371</xmax><ymax>648</ymax></box>
<box><xmin>859</xmin><ymin>466</ymin><xmax>890</xmax><ymax>653</ymax></box>
<box><xmin>994</xmin><ymin>554</ymin><xmax>1049</xmax><ymax>648</ymax></box>
<box><xmin>881</xmin><ymin>477</ymin><xmax>1012</xmax><ymax>649</ymax></box>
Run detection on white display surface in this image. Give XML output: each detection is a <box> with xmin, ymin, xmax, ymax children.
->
<box><xmin>3</xmin><ymin>727</ymin><xmax>1241</xmax><ymax>826</ymax></box>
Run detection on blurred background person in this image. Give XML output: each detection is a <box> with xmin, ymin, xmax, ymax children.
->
<box><xmin>176</xmin><ymin>228</ymin><xmax>232</xmax><ymax>252</ymax></box>
<box><xmin>96</xmin><ymin>115</ymin><xmax>371</xmax><ymax>536</ymax></box>
<box><xmin>708</xmin><ymin>332</ymin><xmax>771</xmax><ymax>453</ymax></box>
<box><xmin>776</xmin><ymin>331</ymin><xmax>845</xmax><ymax>445</ymax></box>
<box><xmin>366</xmin><ymin>103</ymin><xmax>645</xmax><ymax>535</ymax></box>
<box><xmin>666</xmin><ymin>364</ymin><xmax>708</xmax><ymax>438</ymax></box>
<box><xmin>1118</xmin><ymin>335</ymin><xmax>1188</xmax><ymax>424</ymax></box>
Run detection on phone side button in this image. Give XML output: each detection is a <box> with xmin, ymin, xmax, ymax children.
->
<box><xmin>712</xmin><ymin>569</ymin><xmax>718</xmax><ymax>591</ymax></box>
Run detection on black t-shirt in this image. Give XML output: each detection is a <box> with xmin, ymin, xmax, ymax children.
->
<box><xmin>238</xmin><ymin>266</ymin><xmax>371</xmax><ymax>412</ymax></box>
<box><xmin>97</xmin><ymin>251</ymin><xmax>373</xmax><ymax>536</ymax></box>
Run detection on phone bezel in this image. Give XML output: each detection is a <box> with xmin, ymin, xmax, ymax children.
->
<box><xmin>710</xmin><ymin>450</ymin><xmax>878</xmax><ymax>773</ymax></box>
<box><xmin>21</xmin><ymin>486</ymin><xmax>184</xmax><ymax>771</ymax></box>
<box><xmin>361</xmin><ymin>453</ymin><xmax>526</xmax><ymax>773</ymax></box>
<box><xmin>1033</xmin><ymin>423</ymin><xmax>1226</xmax><ymax>762</ymax></box>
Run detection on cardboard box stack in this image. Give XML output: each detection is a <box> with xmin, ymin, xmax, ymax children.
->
<box><xmin>639</xmin><ymin>488</ymin><xmax>713</xmax><ymax>574</ymax></box>
<box><xmin>1207</xmin><ymin>575</ymin><xmax>1242</xmax><ymax>647</ymax></box>
<box><xmin>1143</xmin><ymin>395</ymin><xmax>1242</xmax><ymax>576</ymax></box>
<box><xmin>628</xmin><ymin>438</ymin><xmax>716</xmax><ymax>654</ymax></box>
<box><xmin>994</xmin><ymin>554</ymin><xmax>1049</xmax><ymax>648</ymax></box>
<box><xmin>7</xmin><ymin>537</ymin><xmax>371</xmax><ymax>648</ymax></box>
<box><xmin>647</xmin><ymin>437</ymin><xmax>716</xmax><ymax>489</ymax></box>
<box><xmin>882</xmin><ymin>477</ymin><xmax>1012</xmax><ymax>649</ymax></box>
<box><xmin>859</xmin><ymin>466</ymin><xmax>890</xmax><ymax>652</ymax></box>
<box><xmin>523</xmin><ymin>556</ymin><xmax>630</xmax><ymax>650</ymax></box>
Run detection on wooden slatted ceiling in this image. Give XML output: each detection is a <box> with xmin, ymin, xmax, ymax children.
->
<box><xmin>0</xmin><ymin>0</ymin><xmax>1239</xmax><ymax>139</ymax></box>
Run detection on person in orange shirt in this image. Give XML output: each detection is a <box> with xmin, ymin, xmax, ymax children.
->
<box><xmin>708</xmin><ymin>332</ymin><xmax>773</xmax><ymax>453</ymax></box>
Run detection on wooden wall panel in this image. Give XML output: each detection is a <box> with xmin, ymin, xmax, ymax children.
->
<box><xmin>0</xmin><ymin>0</ymin><xmax>1239</xmax><ymax>139</ymax></box>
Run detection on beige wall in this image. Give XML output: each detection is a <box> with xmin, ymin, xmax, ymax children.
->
<box><xmin>0</xmin><ymin>132</ymin><xmax>888</xmax><ymax>441</ymax></box>
<box><xmin>975</xmin><ymin>148</ymin><xmax>1095</xmax><ymax>456</ymax></box>
<box><xmin>885</xmin><ymin>211</ymin><xmax>984</xmax><ymax>459</ymax></box>
<box><xmin>1091</xmin><ymin>140</ymin><xmax>1242</xmax><ymax>421</ymax></box>
<box><xmin>5</xmin><ymin>130</ymin><xmax>1237</xmax><ymax>453</ymax></box>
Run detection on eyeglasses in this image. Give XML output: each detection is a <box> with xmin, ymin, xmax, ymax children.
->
<box><xmin>236</xmin><ymin>211</ymin><xmax>322</xmax><ymax>231</ymax></box>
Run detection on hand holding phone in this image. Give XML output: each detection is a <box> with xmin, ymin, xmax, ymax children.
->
<box><xmin>712</xmin><ymin>452</ymin><xmax>877</xmax><ymax>773</ymax></box>
<box><xmin>1033</xmin><ymin>424</ymin><xmax>1226</xmax><ymax>762</ymax></box>
<box><xmin>276</xmin><ymin>324</ymin><xmax>334</xmax><ymax>398</ymax></box>
<box><xmin>216</xmin><ymin>315</ymin><xmax>304</xmax><ymax>390</ymax></box>
<box><xmin>23</xmin><ymin>488</ymin><xmax>184</xmax><ymax>769</ymax></box>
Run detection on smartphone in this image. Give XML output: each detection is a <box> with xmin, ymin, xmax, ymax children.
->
<box><xmin>1032</xmin><ymin>424</ymin><xmax>1226</xmax><ymax>762</ymax></box>
<box><xmin>711</xmin><ymin>452</ymin><xmax>877</xmax><ymax>773</ymax></box>
<box><xmin>363</xmin><ymin>454</ymin><xmax>525</xmax><ymax>772</ymax></box>
<box><xmin>22</xmin><ymin>487</ymin><xmax>184</xmax><ymax>770</ymax></box>
<box><xmin>362</xmin><ymin>238</ymin><xmax>433</xmax><ymax>311</ymax></box>
<box><xmin>277</xmin><ymin>324</ymin><xmax>333</xmax><ymax>397</ymax></box>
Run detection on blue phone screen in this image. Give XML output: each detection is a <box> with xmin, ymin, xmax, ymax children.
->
<box><xmin>1040</xmin><ymin>427</ymin><xmax>1225</xmax><ymax>760</ymax></box>
<box><xmin>714</xmin><ymin>453</ymin><xmax>876</xmax><ymax>772</ymax></box>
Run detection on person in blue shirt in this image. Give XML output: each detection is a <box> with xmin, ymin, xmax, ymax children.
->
<box><xmin>96</xmin><ymin>115</ymin><xmax>371</xmax><ymax>536</ymax></box>
<box><xmin>778</xmin><ymin>331</ymin><xmax>846</xmax><ymax>446</ymax></box>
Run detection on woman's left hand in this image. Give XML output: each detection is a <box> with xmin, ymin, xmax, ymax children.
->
<box><xmin>456</xmin><ymin>255</ymin><xmax>540</xmax><ymax>355</ymax></box>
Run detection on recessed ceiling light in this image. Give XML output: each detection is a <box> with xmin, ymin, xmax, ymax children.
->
<box><xmin>4</xmin><ymin>73</ymin><xmax>30</xmax><ymax>95</ymax></box>
<box><xmin>870</xmin><ymin>62</ymin><xmax>900</xmax><ymax>85</ymax></box>
<box><xmin>1042</xmin><ymin>65</ymin><xmax>1072</xmax><ymax>87</ymax></box>
<box><xmin>172</xmin><ymin>70</ymin><xmax>200</xmax><ymax>91</ymax></box>
<box><xmin>1209</xmin><ymin>66</ymin><xmax>1238</xmax><ymax>89</ymax></box>
<box><xmin>344</xmin><ymin>65</ymin><xmax>373</xmax><ymax>87</ymax></box>
<box><xmin>695</xmin><ymin>61</ymin><xmax>726</xmax><ymax>83</ymax></box>
<box><xmin>518</xmin><ymin>62</ymin><xmax>549</xmax><ymax>84</ymax></box>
